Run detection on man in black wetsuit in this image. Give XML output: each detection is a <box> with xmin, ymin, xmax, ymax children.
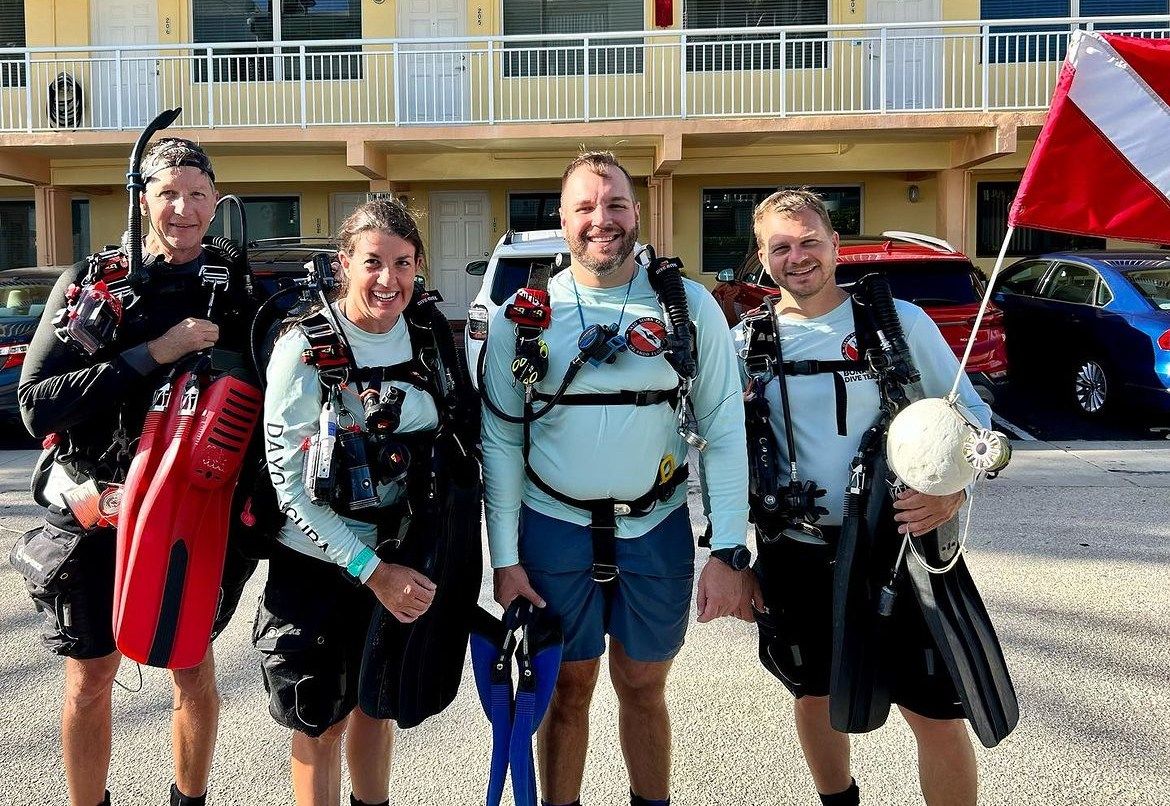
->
<box><xmin>12</xmin><ymin>139</ymin><xmax>256</xmax><ymax>806</ymax></box>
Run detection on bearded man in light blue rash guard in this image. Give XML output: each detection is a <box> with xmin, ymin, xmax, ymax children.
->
<box><xmin>480</xmin><ymin>151</ymin><xmax>751</xmax><ymax>806</ymax></box>
<box><xmin>734</xmin><ymin>188</ymin><xmax>991</xmax><ymax>806</ymax></box>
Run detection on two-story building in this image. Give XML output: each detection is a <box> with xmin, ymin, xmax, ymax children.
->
<box><xmin>0</xmin><ymin>0</ymin><xmax>1165</xmax><ymax>321</ymax></box>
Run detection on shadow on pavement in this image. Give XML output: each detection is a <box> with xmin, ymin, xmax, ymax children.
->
<box><xmin>995</xmin><ymin>380</ymin><xmax>1170</xmax><ymax>442</ymax></box>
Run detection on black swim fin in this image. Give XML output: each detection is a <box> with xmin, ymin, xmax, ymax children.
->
<box><xmin>829</xmin><ymin>430</ymin><xmax>893</xmax><ymax>734</ymax></box>
<box><xmin>358</xmin><ymin>433</ymin><xmax>483</xmax><ymax>728</ymax></box>
<box><xmin>904</xmin><ymin>522</ymin><xmax>1019</xmax><ymax>748</ymax></box>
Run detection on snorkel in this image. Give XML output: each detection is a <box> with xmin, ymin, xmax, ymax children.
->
<box><xmin>126</xmin><ymin>107</ymin><xmax>183</xmax><ymax>290</ymax></box>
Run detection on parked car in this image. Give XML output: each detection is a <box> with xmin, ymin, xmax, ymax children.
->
<box><xmin>464</xmin><ymin>229</ymin><xmax>572</xmax><ymax>386</ymax></box>
<box><xmin>247</xmin><ymin>237</ymin><xmax>339</xmax><ymax>302</ymax></box>
<box><xmin>0</xmin><ymin>267</ymin><xmax>67</xmax><ymax>431</ymax></box>
<box><xmin>712</xmin><ymin>231</ymin><xmax>1008</xmax><ymax>401</ymax></box>
<box><xmin>991</xmin><ymin>251</ymin><xmax>1170</xmax><ymax>417</ymax></box>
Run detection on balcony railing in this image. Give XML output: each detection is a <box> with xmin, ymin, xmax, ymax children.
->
<box><xmin>0</xmin><ymin>15</ymin><xmax>1166</xmax><ymax>133</ymax></box>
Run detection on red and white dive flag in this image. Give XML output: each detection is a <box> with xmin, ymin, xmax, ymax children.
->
<box><xmin>1010</xmin><ymin>30</ymin><xmax>1170</xmax><ymax>244</ymax></box>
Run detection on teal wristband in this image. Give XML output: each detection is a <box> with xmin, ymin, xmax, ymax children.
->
<box><xmin>347</xmin><ymin>546</ymin><xmax>376</xmax><ymax>579</ymax></box>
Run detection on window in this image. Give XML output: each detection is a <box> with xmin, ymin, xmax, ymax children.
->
<box><xmin>701</xmin><ymin>185</ymin><xmax>860</xmax><ymax>273</ymax></box>
<box><xmin>509</xmin><ymin>193</ymin><xmax>562</xmax><ymax>232</ymax></box>
<box><xmin>684</xmin><ymin>0</ymin><xmax>827</xmax><ymax>72</ymax></box>
<box><xmin>976</xmin><ymin>182</ymin><xmax>1103</xmax><ymax>257</ymax></box>
<box><xmin>0</xmin><ymin>201</ymin><xmax>35</xmax><ymax>271</ymax></box>
<box><xmin>998</xmin><ymin>260</ymin><xmax>1051</xmax><ymax>296</ymax></box>
<box><xmin>981</xmin><ymin>1</ymin><xmax>1168</xmax><ymax>63</ymax></box>
<box><xmin>193</xmin><ymin>0</ymin><xmax>362</xmax><ymax>83</ymax></box>
<box><xmin>72</xmin><ymin>200</ymin><xmax>90</xmax><ymax>264</ymax></box>
<box><xmin>502</xmin><ymin>0</ymin><xmax>643</xmax><ymax>77</ymax></box>
<box><xmin>1128</xmin><ymin>267</ymin><xmax>1170</xmax><ymax>309</ymax></box>
<box><xmin>208</xmin><ymin>196</ymin><xmax>300</xmax><ymax>241</ymax></box>
<box><xmin>1042</xmin><ymin>262</ymin><xmax>1099</xmax><ymax>304</ymax></box>
<box><xmin>1082</xmin><ymin>0</ymin><xmax>1169</xmax><ymax>34</ymax></box>
<box><xmin>0</xmin><ymin>0</ymin><xmax>26</xmax><ymax>88</ymax></box>
<box><xmin>1094</xmin><ymin>276</ymin><xmax>1113</xmax><ymax>306</ymax></box>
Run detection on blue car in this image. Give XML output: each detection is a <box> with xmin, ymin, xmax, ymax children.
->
<box><xmin>992</xmin><ymin>251</ymin><xmax>1170</xmax><ymax>417</ymax></box>
<box><xmin>0</xmin><ymin>267</ymin><xmax>64</xmax><ymax>433</ymax></box>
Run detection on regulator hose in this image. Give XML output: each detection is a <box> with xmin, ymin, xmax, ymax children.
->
<box><xmin>477</xmin><ymin>343</ymin><xmax>586</xmax><ymax>425</ymax></box>
<box><xmin>853</xmin><ymin>272</ymin><xmax>918</xmax><ymax>388</ymax></box>
<box><xmin>641</xmin><ymin>246</ymin><xmax>697</xmax><ymax>380</ymax></box>
<box><xmin>212</xmin><ymin>194</ymin><xmax>249</xmax><ymax>261</ymax></box>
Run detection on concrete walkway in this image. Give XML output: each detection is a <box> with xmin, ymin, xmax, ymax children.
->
<box><xmin>1</xmin><ymin>443</ymin><xmax>1167</xmax><ymax>805</ymax></box>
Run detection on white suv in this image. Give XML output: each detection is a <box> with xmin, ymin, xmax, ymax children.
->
<box><xmin>464</xmin><ymin>229</ymin><xmax>570</xmax><ymax>386</ymax></box>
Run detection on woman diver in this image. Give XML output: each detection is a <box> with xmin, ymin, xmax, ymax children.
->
<box><xmin>255</xmin><ymin>198</ymin><xmax>475</xmax><ymax>806</ymax></box>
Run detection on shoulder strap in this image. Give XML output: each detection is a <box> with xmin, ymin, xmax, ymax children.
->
<box><xmin>741</xmin><ymin>304</ymin><xmax>778</xmax><ymax>379</ymax></box>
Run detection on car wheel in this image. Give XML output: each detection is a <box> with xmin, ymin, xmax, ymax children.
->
<box><xmin>1072</xmin><ymin>357</ymin><xmax>1111</xmax><ymax>416</ymax></box>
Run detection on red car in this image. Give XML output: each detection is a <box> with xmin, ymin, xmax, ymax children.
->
<box><xmin>713</xmin><ymin>232</ymin><xmax>1008</xmax><ymax>400</ymax></box>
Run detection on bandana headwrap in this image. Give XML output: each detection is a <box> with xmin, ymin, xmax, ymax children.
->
<box><xmin>141</xmin><ymin>139</ymin><xmax>216</xmax><ymax>182</ymax></box>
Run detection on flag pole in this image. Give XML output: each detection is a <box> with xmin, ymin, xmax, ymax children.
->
<box><xmin>948</xmin><ymin>226</ymin><xmax>1015</xmax><ymax>401</ymax></box>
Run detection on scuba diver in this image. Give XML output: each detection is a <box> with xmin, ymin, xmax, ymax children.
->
<box><xmin>10</xmin><ymin>134</ymin><xmax>258</xmax><ymax>806</ymax></box>
<box><xmin>735</xmin><ymin>188</ymin><xmax>1014</xmax><ymax>806</ymax></box>
<box><xmin>256</xmin><ymin>199</ymin><xmax>480</xmax><ymax>806</ymax></box>
<box><xmin>480</xmin><ymin>151</ymin><xmax>751</xmax><ymax>806</ymax></box>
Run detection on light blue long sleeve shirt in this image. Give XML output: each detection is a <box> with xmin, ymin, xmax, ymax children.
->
<box><xmin>263</xmin><ymin>304</ymin><xmax>439</xmax><ymax>580</ymax></box>
<box><xmin>481</xmin><ymin>265</ymin><xmax>749</xmax><ymax>567</ymax></box>
<box><xmin>732</xmin><ymin>297</ymin><xmax>991</xmax><ymax>526</ymax></box>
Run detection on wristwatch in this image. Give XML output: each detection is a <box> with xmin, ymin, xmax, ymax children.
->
<box><xmin>710</xmin><ymin>545</ymin><xmax>752</xmax><ymax>571</ymax></box>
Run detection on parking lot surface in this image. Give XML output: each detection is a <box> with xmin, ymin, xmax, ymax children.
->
<box><xmin>1</xmin><ymin>443</ymin><xmax>1168</xmax><ymax>805</ymax></box>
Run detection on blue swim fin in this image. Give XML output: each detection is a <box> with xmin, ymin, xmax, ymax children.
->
<box><xmin>508</xmin><ymin>604</ymin><xmax>563</xmax><ymax>806</ymax></box>
<box><xmin>470</xmin><ymin>605</ymin><xmax>517</xmax><ymax>806</ymax></box>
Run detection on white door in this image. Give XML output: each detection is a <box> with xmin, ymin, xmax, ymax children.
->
<box><xmin>429</xmin><ymin>192</ymin><xmax>489</xmax><ymax>320</ymax></box>
<box><xmin>330</xmin><ymin>193</ymin><xmax>367</xmax><ymax>235</ymax></box>
<box><xmin>91</xmin><ymin>0</ymin><xmax>159</xmax><ymax>128</ymax></box>
<box><xmin>398</xmin><ymin>0</ymin><xmax>469</xmax><ymax>123</ymax></box>
<box><xmin>867</xmin><ymin>0</ymin><xmax>943</xmax><ymax>111</ymax></box>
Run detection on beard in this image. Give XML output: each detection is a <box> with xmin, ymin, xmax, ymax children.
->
<box><xmin>568</xmin><ymin>225</ymin><xmax>638</xmax><ymax>279</ymax></box>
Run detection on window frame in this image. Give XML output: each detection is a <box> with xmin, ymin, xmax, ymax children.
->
<box><xmin>190</xmin><ymin>0</ymin><xmax>363</xmax><ymax>84</ymax></box>
<box><xmin>501</xmin><ymin>0</ymin><xmax>646</xmax><ymax>78</ymax></box>
<box><xmin>208</xmin><ymin>194</ymin><xmax>302</xmax><ymax>243</ymax></box>
<box><xmin>0</xmin><ymin>0</ymin><xmax>27</xmax><ymax>89</ymax></box>
<box><xmin>0</xmin><ymin>199</ymin><xmax>36</xmax><ymax>272</ymax></box>
<box><xmin>700</xmin><ymin>183</ymin><xmax>862</xmax><ymax>274</ymax></box>
<box><xmin>1037</xmin><ymin>260</ymin><xmax>1102</xmax><ymax>306</ymax></box>
<box><xmin>976</xmin><ymin>181</ymin><xmax>1105</xmax><ymax>257</ymax></box>
<box><xmin>507</xmin><ymin>191</ymin><xmax>563</xmax><ymax>232</ymax></box>
<box><xmin>683</xmin><ymin>0</ymin><xmax>829</xmax><ymax>73</ymax></box>
<box><xmin>997</xmin><ymin>260</ymin><xmax>1053</xmax><ymax>297</ymax></box>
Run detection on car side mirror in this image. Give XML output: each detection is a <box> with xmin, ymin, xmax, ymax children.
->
<box><xmin>716</xmin><ymin>269</ymin><xmax>736</xmax><ymax>283</ymax></box>
<box><xmin>465</xmin><ymin>260</ymin><xmax>488</xmax><ymax>276</ymax></box>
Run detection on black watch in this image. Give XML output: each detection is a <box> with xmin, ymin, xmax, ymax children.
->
<box><xmin>710</xmin><ymin>546</ymin><xmax>752</xmax><ymax>571</ymax></box>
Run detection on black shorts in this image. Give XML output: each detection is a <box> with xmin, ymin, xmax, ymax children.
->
<box><xmin>253</xmin><ymin>544</ymin><xmax>377</xmax><ymax>738</ymax></box>
<box><xmin>10</xmin><ymin>514</ymin><xmax>257</xmax><ymax>661</ymax></box>
<box><xmin>754</xmin><ymin>526</ymin><xmax>964</xmax><ymax>721</ymax></box>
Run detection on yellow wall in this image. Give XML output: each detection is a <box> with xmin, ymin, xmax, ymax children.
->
<box><xmin>11</xmin><ymin>2</ymin><xmax>1067</xmax><ymax>131</ymax></box>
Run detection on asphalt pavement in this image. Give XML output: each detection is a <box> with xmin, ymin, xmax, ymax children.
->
<box><xmin>1</xmin><ymin>443</ymin><xmax>1168</xmax><ymax>806</ymax></box>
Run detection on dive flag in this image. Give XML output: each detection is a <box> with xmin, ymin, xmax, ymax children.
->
<box><xmin>1009</xmin><ymin>30</ymin><xmax>1170</xmax><ymax>245</ymax></box>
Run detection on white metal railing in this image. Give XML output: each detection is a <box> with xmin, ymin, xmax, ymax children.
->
<box><xmin>0</xmin><ymin>14</ymin><xmax>1166</xmax><ymax>132</ymax></box>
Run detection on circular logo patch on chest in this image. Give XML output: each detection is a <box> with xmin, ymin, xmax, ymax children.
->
<box><xmin>841</xmin><ymin>333</ymin><xmax>859</xmax><ymax>361</ymax></box>
<box><xmin>625</xmin><ymin>317</ymin><xmax>668</xmax><ymax>357</ymax></box>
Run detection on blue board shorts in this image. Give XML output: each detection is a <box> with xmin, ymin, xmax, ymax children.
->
<box><xmin>518</xmin><ymin>504</ymin><xmax>695</xmax><ymax>663</ymax></box>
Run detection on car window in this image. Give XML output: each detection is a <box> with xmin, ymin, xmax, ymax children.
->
<box><xmin>0</xmin><ymin>281</ymin><xmax>53</xmax><ymax>317</ymax></box>
<box><xmin>1041</xmin><ymin>263</ymin><xmax>1098</xmax><ymax>305</ymax></box>
<box><xmin>1095</xmin><ymin>279</ymin><xmax>1114</xmax><ymax>307</ymax></box>
<box><xmin>835</xmin><ymin>260</ymin><xmax>980</xmax><ymax>305</ymax></box>
<box><xmin>489</xmin><ymin>255</ymin><xmax>566</xmax><ymax>305</ymax></box>
<box><xmin>1127</xmin><ymin>268</ymin><xmax>1170</xmax><ymax>310</ymax></box>
<box><xmin>755</xmin><ymin>265</ymin><xmax>777</xmax><ymax>289</ymax></box>
<box><xmin>997</xmin><ymin>261</ymin><xmax>1050</xmax><ymax>297</ymax></box>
